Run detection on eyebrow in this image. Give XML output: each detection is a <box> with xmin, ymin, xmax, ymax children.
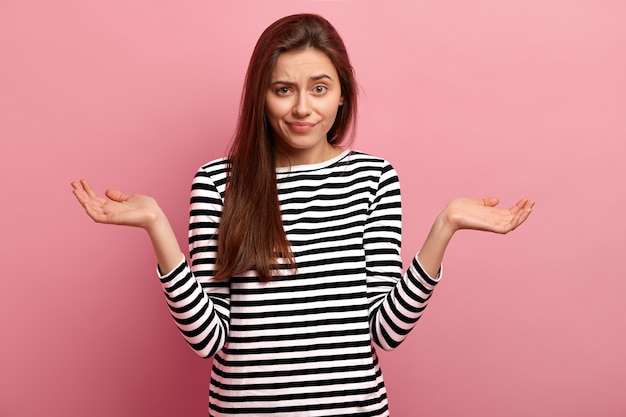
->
<box><xmin>270</xmin><ymin>74</ymin><xmax>334</xmax><ymax>85</ymax></box>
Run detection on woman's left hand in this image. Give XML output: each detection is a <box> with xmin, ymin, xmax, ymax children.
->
<box><xmin>443</xmin><ymin>196</ymin><xmax>534</xmax><ymax>234</ymax></box>
<box><xmin>417</xmin><ymin>197</ymin><xmax>534</xmax><ymax>277</ymax></box>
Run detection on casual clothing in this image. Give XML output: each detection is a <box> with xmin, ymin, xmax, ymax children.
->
<box><xmin>158</xmin><ymin>150</ymin><xmax>441</xmax><ymax>416</ymax></box>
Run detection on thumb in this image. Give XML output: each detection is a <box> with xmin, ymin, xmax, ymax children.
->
<box><xmin>105</xmin><ymin>188</ymin><xmax>130</xmax><ymax>202</ymax></box>
<box><xmin>481</xmin><ymin>196</ymin><xmax>500</xmax><ymax>207</ymax></box>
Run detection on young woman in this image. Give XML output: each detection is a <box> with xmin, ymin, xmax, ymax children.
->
<box><xmin>72</xmin><ymin>13</ymin><xmax>533</xmax><ymax>417</ymax></box>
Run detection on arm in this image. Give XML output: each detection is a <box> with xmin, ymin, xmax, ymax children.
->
<box><xmin>71</xmin><ymin>177</ymin><xmax>230</xmax><ymax>357</ymax></box>
<box><xmin>366</xmin><ymin>164</ymin><xmax>441</xmax><ymax>350</ymax></box>
<box><xmin>156</xmin><ymin>169</ymin><xmax>230</xmax><ymax>357</ymax></box>
<box><xmin>366</xmin><ymin>164</ymin><xmax>534</xmax><ymax>350</ymax></box>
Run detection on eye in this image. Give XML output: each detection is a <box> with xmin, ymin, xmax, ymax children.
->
<box><xmin>313</xmin><ymin>85</ymin><xmax>328</xmax><ymax>95</ymax></box>
<box><xmin>275</xmin><ymin>86</ymin><xmax>291</xmax><ymax>95</ymax></box>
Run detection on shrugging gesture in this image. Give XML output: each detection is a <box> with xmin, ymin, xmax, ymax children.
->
<box><xmin>70</xmin><ymin>13</ymin><xmax>535</xmax><ymax>417</ymax></box>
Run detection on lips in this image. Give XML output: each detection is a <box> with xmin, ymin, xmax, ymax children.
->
<box><xmin>287</xmin><ymin>121</ymin><xmax>316</xmax><ymax>133</ymax></box>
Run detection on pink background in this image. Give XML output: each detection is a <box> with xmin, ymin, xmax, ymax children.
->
<box><xmin>1</xmin><ymin>0</ymin><xmax>625</xmax><ymax>416</ymax></box>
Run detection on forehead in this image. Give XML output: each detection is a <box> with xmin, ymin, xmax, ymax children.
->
<box><xmin>271</xmin><ymin>48</ymin><xmax>338</xmax><ymax>80</ymax></box>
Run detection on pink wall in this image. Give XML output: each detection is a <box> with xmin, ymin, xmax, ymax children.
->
<box><xmin>1</xmin><ymin>1</ymin><xmax>625</xmax><ymax>416</ymax></box>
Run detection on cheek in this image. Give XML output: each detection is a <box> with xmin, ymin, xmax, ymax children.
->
<box><xmin>323</xmin><ymin>100</ymin><xmax>342</xmax><ymax>120</ymax></box>
<box><xmin>264</xmin><ymin>103</ymin><xmax>283</xmax><ymax>132</ymax></box>
<box><xmin>265</xmin><ymin>98</ymin><xmax>287</xmax><ymax>120</ymax></box>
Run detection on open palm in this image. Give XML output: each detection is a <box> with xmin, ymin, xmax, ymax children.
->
<box><xmin>445</xmin><ymin>196</ymin><xmax>534</xmax><ymax>234</ymax></box>
<box><xmin>71</xmin><ymin>179</ymin><xmax>161</xmax><ymax>229</ymax></box>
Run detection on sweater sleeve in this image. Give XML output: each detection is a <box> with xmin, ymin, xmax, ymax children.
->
<box><xmin>366</xmin><ymin>162</ymin><xmax>441</xmax><ymax>351</ymax></box>
<box><xmin>156</xmin><ymin>167</ymin><xmax>230</xmax><ymax>358</ymax></box>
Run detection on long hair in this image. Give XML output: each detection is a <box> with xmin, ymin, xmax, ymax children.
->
<box><xmin>214</xmin><ymin>14</ymin><xmax>358</xmax><ymax>281</ymax></box>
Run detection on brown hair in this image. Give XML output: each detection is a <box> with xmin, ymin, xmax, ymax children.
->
<box><xmin>214</xmin><ymin>13</ymin><xmax>358</xmax><ymax>281</ymax></box>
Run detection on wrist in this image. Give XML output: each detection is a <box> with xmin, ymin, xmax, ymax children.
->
<box><xmin>435</xmin><ymin>208</ymin><xmax>458</xmax><ymax>239</ymax></box>
<box><xmin>144</xmin><ymin>206</ymin><xmax>169</xmax><ymax>233</ymax></box>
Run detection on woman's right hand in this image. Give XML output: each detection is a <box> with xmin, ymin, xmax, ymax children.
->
<box><xmin>71</xmin><ymin>179</ymin><xmax>163</xmax><ymax>230</ymax></box>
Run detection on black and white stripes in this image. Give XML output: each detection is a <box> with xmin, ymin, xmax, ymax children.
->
<box><xmin>158</xmin><ymin>150</ymin><xmax>440</xmax><ymax>416</ymax></box>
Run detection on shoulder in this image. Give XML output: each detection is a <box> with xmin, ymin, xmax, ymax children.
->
<box><xmin>344</xmin><ymin>150</ymin><xmax>398</xmax><ymax>176</ymax></box>
<box><xmin>344</xmin><ymin>151</ymin><xmax>402</xmax><ymax>198</ymax></box>
<box><xmin>191</xmin><ymin>157</ymin><xmax>230</xmax><ymax>196</ymax></box>
<box><xmin>198</xmin><ymin>156</ymin><xmax>229</xmax><ymax>175</ymax></box>
<box><xmin>195</xmin><ymin>157</ymin><xmax>230</xmax><ymax>182</ymax></box>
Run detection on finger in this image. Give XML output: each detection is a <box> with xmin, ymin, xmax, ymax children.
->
<box><xmin>515</xmin><ymin>198</ymin><xmax>530</xmax><ymax>210</ymax></box>
<box><xmin>71</xmin><ymin>180</ymin><xmax>82</xmax><ymax>195</ymax></box>
<box><xmin>508</xmin><ymin>198</ymin><xmax>531</xmax><ymax>216</ymax></box>
<box><xmin>81</xmin><ymin>179</ymin><xmax>98</xmax><ymax>199</ymax></box>
<box><xmin>71</xmin><ymin>182</ymin><xmax>90</xmax><ymax>204</ymax></box>
<box><xmin>519</xmin><ymin>201</ymin><xmax>534</xmax><ymax>222</ymax></box>
<box><xmin>509</xmin><ymin>201</ymin><xmax>534</xmax><ymax>230</ymax></box>
<box><xmin>514</xmin><ymin>199</ymin><xmax>534</xmax><ymax>219</ymax></box>
<box><xmin>105</xmin><ymin>188</ymin><xmax>129</xmax><ymax>202</ymax></box>
<box><xmin>481</xmin><ymin>196</ymin><xmax>500</xmax><ymax>207</ymax></box>
<box><xmin>71</xmin><ymin>180</ymin><xmax>89</xmax><ymax>198</ymax></box>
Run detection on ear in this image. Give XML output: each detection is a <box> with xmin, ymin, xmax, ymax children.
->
<box><xmin>338</xmin><ymin>95</ymin><xmax>344</xmax><ymax>106</ymax></box>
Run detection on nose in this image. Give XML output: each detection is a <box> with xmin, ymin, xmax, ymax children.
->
<box><xmin>292</xmin><ymin>92</ymin><xmax>312</xmax><ymax>117</ymax></box>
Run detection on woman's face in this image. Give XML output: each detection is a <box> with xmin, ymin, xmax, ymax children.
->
<box><xmin>266</xmin><ymin>47</ymin><xmax>344</xmax><ymax>167</ymax></box>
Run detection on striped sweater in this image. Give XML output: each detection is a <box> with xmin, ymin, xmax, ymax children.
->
<box><xmin>158</xmin><ymin>150</ymin><xmax>441</xmax><ymax>416</ymax></box>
